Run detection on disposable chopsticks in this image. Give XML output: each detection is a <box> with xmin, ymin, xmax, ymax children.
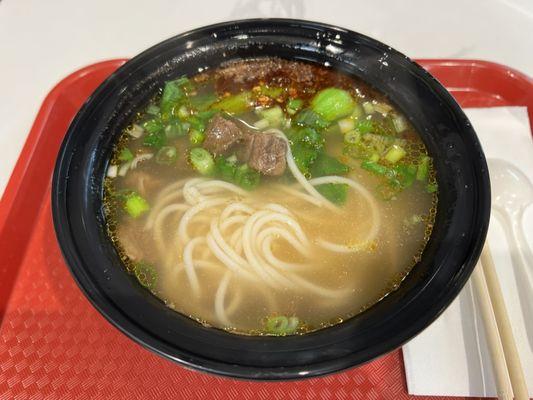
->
<box><xmin>472</xmin><ymin>244</ymin><xmax>529</xmax><ymax>400</ymax></box>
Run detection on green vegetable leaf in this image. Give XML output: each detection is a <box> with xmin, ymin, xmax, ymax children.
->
<box><xmin>286</xmin><ymin>98</ymin><xmax>304</xmax><ymax>115</ymax></box>
<box><xmin>160</xmin><ymin>79</ymin><xmax>186</xmax><ymax>114</ymax></box>
<box><xmin>258</xmin><ymin>85</ymin><xmax>284</xmax><ymax>98</ymax></box>
<box><xmin>310</xmin><ymin>152</ymin><xmax>350</xmax><ymax>177</ymax></box>
<box><xmin>311</xmin><ymin>88</ymin><xmax>355</xmax><ymax>122</ymax></box>
<box><xmin>394</xmin><ymin>164</ymin><xmax>417</xmax><ymax>188</ymax></box>
<box><xmin>288</xmin><ymin>127</ymin><xmax>324</xmax><ymax>149</ymax></box>
<box><xmin>316</xmin><ymin>183</ymin><xmax>349</xmax><ymax>205</ymax></box>
<box><xmin>212</xmin><ymin>92</ymin><xmax>252</xmax><ymax>114</ymax></box>
<box><xmin>188</xmin><ymin>93</ymin><xmax>217</xmax><ymax>111</ymax></box>
<box><xmin>294</xmin><ymin>109</ymin><xmax>329</xmax><ymax>130</ymax></box>
<box><xmin>291</xmin><ymin>142</ymin><xmax>319</xmax><ymax>175</ymax></box>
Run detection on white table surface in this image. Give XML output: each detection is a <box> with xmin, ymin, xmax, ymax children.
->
<box><xmin>0</xmin><ymin>0</ymin><xmax>532</xmax><ymax>195</ymax></box>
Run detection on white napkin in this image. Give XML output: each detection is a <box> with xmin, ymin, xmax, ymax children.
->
<box><xmin>403</xmin><ymin>107</ymin><xmax>533</xmax><ymax>398</ymax></box>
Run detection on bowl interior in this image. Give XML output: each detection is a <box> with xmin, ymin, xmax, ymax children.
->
<box><xmin>52</xmin><ymin>19</ymin><xmax>490</xmax><ymax>379</ymax></box>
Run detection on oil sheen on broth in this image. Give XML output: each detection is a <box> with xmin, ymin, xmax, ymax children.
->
<box><xmin>104</xmin><ymin>58</ymin><xmax>437</xmax><ymax>336</ymax></box>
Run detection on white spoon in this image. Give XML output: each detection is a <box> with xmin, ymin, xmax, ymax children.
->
<box><xmin>488</xmin><ymin>158</ymin><xmax>533</xmax><ymax>348</ymax></box>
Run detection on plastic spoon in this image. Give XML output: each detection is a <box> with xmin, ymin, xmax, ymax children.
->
<box><xmin>488</xmin><ymin>158</ymin><xmax>533</xmax><ymax>348</ymax></box>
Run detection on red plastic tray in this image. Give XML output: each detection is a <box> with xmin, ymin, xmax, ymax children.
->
<box><xmin>1</xmin><ymin>59</ymin><xmax>531</xmax><ymax>400</ymax></box>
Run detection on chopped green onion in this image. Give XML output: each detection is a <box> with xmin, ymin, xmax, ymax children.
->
<box><xmin>212</xmin><ymin>91</ymin><xmax>252</xmax><ymax>114</ymax></box>
<box><xmin>286</xmin><ymin>98</ymin><xmax>304</xmax><ymax>115</ymax></box>
<box><xmin>133</xmin><ymin>261</ymin><xmax>157</xmax><ymax>290</ymax></box>
<box><xmin>189</xmin><ymin>129</ymin><xmax>205</xmax><ymax>145</ymax></box>
<box><xmin>124</xmin><ymin>192</ymin><xmax>150</xmax><ymax>218</ymax></box>
<box><xmin>392</xmin><ymin>115</ymin><xmax>407</xmax><ymax>133</ymax></box>
<box><xmin>215</xmin><ymin>156</ymin><xmax>238</xmax><ymax>181</ymax></box>
<box><xmin>286</xmin><ymin>317</ymin><xmax>299</xmax><ymax>332</ymax></box>
<box><xmin>128</xmin><ymin>124</ymin><xmax>144</xmax><ymax>139</ymax></box>
<box><xmin>143</xmin><ymin>131</ymin><xmax>166</xmax><ymax>148</ymax></box>
<box><xmin>362</xmin><ymin>101</ymin><xmax>374</xmax><ymax>114</ymax></box>
<box><xmin>417</xmin><ymin>156</ymin><xmax>430</xmax><ymax>181</ymax></box>
<box><xmin>118</xmin><ymin>161</ymin><xmax>131</xmax><ymax>177</ymax></box>
<box><xmin>427</xmin><ymin>183</ymin><xmax>438</xmax><ymax>193</ymax></box>
<box><xmin>189</xmin><ymin>148</ymin><xmax>215</xmax><ymax>176</ymax></box>
<box><xmin>155</xmin><ymin>146</ymin><xmax>178</xmax><ymax>165</ymax></box>
<box><xmin>352</xmin><ymin>103</ymin><xmax>364</xmax><ymax>120</ymax></box>
<box><xmin>118</xmin><ymin>148</ymin><xmax>134</xmax><ymax>162</ymax></box>
<box><xmin>384</xmin><ymin>145</ymin><xmax>406</xmax><ymax>163</ymax></box>
<box><xmin>344</xmin><ymin>130</ymin><xmax>360</xmax><ymax>144</ymax></box>
<box><xmin>164</xmin><ymin>120</ymin><xmax>186</xmax><ymax>139</ymax></box>
<box><xmin>142</xmin><ymin>118</ymin><xmax>164</xmax><ymax>134</ymax></box>
<box><xmin>266</xmin><ymin>316</ymin><xmax>288</xmax><ymax>334</ymax></box>
<box><xmin>187</xmin><ymin>116</ymin><xmax>206</xmax><ymax>133</ymax></box>
<box><xmin>146</xmin><ymin>104</ymin><xmax>160</xmax><ymax>116</ymax></box>
<box><xmin>107</xmin><ymin>165</ymin><xmax>118</xmax><ymax>178</ymax></box>
<box><xmin>369</xmin><ymin>153</ymin><xmax>380</xmax><ymax>162</ymax></box>
<box><xmin>361</xmin><ymin>160</ymin><xmax>389</xmax><ymax>175</ymax></box>
<box><xmin>234</xmin><ymin>164</ymin><xmax>260</xmax><ymax>190</ymax></box>
<box><xmin>177</xmin><ymin>105</ymin><xmax>189</xmax><ymax>119</ymax></box>
<box><xmin>356</xmin><ymin>119</ymin><xmax>374</xmax><ymax>134</ymax></box>
<box><xmin>374</xmin><ymin>102</ymin><xmax>393</xmax><ymax>116</ymax></box>
<box><xmin>338</xmin><ymin>117</ymin><xmax>355</xmax><ymax>133</ymax></box>
<box><xmin>311</xmin><ymin>88</ymin><xmax>355</xmax><ymax>122</ymax></box>
<box><xmin>265</xmin><ymin>315</ymin><xmax>299</xmax><ymax>335</ymax></box>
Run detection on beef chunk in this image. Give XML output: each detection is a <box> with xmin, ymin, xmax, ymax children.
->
<box><xmin>237</xmin><ymin>133</ymin><xmax>254</xmax><ymax>163</ymax></box>
<box><xmin>245</xmin><ymin>133</ymin><xmax>287</xmax><ymax>176</ymax></box>
<box><xmin>203</xmin><ymin>114</ymin><xmax>244</xmax><ymax>155</ymax></box>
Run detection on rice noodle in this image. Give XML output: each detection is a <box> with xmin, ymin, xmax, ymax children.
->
<box><xmin>141</xmin><ymin>148</ymin><xmax>382</xmax><ymax>326</ymax></box>
<box><xmin>214</xmin><ymin>271</ymin><xmax>232</xmax><ymax>325</ymax></box>
<box><xmin>309</xmin><ymin>176</ymin><xmax>381</xmax><ymax>252</ymax></box>
<box><xmin>266</xmin><ymin>129</ymin><xmax>336</xmax><ymax>210</ymax></box>
<box><xmin>182</xmin><ymin>237</ymin><xmax>203</xmax><ymax>296</ymax></box>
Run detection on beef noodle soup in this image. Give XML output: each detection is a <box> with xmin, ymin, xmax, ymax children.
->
<box><xmin>104</xmin><ymin>58</ymin><xmax>437</xmax><ymax>335</ymax></box>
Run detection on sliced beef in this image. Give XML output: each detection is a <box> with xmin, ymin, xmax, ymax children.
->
<box><xmin>245</xmin><ymin>133</ymin><xmax>287</xmax><ymax>176</ymax></box>
<box><xmin>203</xmin><ymin>114</ymin><xmax>245</xmax><ymax>156</ymax></box>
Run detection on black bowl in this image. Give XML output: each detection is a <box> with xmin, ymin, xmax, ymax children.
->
<box><xmin>52</xmin><ymin>19</ymin><xmax>490</xmax><ymax>380</ymax></box>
